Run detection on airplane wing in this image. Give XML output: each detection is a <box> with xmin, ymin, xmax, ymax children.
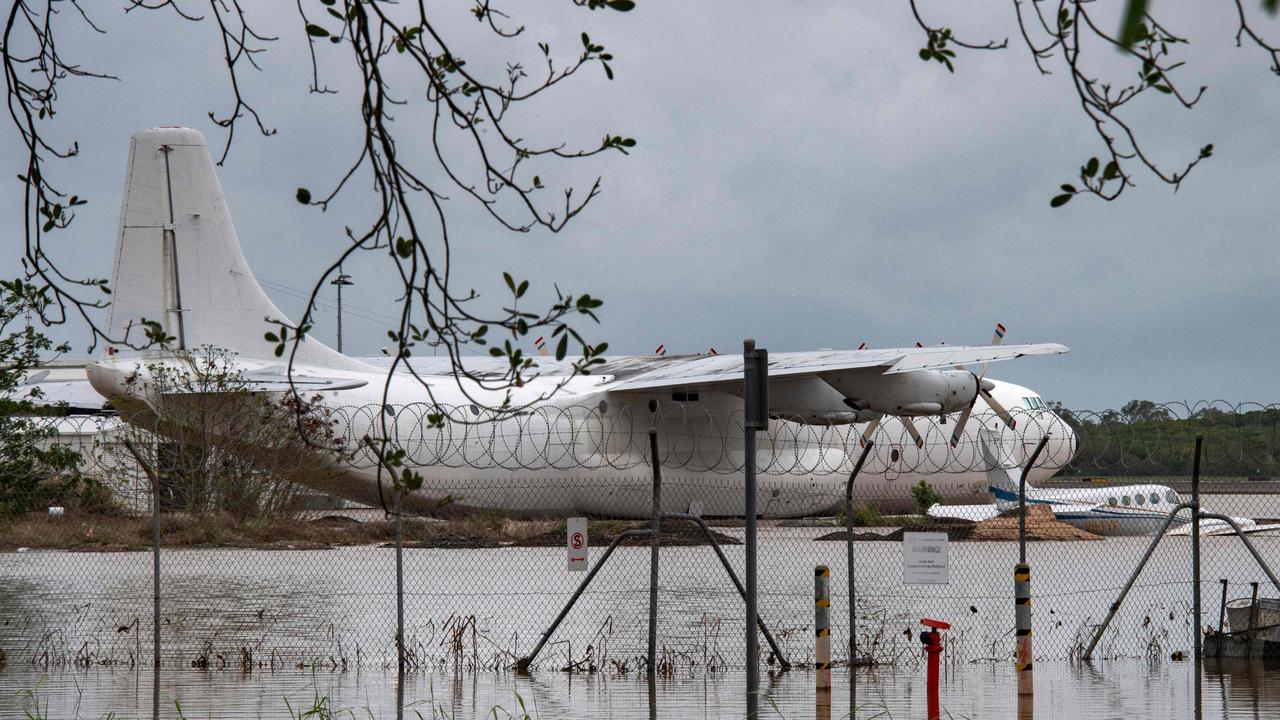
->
<box><xmin>604</xmin><ymin>343</ymin><xmax>1067</xmax><ymax>393</ymax></box>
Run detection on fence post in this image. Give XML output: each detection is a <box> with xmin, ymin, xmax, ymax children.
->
<box><xmin>1015</xmin><ymin>436</ymin><xmax>1047</xmax><ymax>698</ymax></box>
<box><xmin>845</xmin><ymin>440</ymin><xmax>873</xmax><ymax>669</ymax></box>
<box><xmin>815</xmin><ymin>565</ymin><xmax>831</xmax><ymax>684</ymax></box>
<box><xmin>395</xmin><ymin>495</ymin><xmax>406</xmax><ymax>676</ymax></box>
<box><xmin>816</xmin><ymin>564</ymin><xmax>832</xmax><ymax>720</ymax></box>
<box><xmin>152</xmin><ymin>459</ymin><xmax>161</xmax><ymax>719</ymax></box>
<box><xmin>1191</xmin><ymin>436</ymin><xmax>1202</xmax><ymax>716</ymax></box>
<box><xmin>743</xmin><ymin>338</ymin><xmax>768</xmax><ymax>719</ymax></box>
<box><xmin>647</xmin><ymin>428</ymin><xmax>661</xmax><ymax>676</ymax></box>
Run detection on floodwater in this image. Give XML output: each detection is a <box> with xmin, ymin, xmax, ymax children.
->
<box><xmin>2</xmin><ymin>495</ymin><xmax>1278</xmax><ymax>718</ymax></box>
<box><xmin>2</xmin><ymin>661</ymin><xmax>1278</xmax><ymax>718</ymax></box>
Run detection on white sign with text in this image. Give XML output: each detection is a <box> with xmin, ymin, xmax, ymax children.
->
<box><xmin>902</xmin><ymin>532</ymin><xmax>950</xmax><ymax>585</ymax></box>
<box><xmin>566</xmin><ymin>517</ymin><xmax>588</xmax><ymax>571</ymax></box>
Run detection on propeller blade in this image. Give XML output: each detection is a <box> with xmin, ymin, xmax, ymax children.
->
<box><xmin>903</xmin><ymin>417</ymin><xmax>924</xmax><ymax>449</ymax></box>
<box><xmin>859</xmin><ymin>417</ymin><xmax>881</xmax><ymax>448</ymax></box>
<box><xmin>975</xmin><ymin>322</ymin><xmax>1006</xmax><ymax>381</ymax></box>
<box><xmin>534</xmin><ymin>336</ymin><xmax>549</xmax><ymax>357</ymax></box>
<box><xmin>950</xmin><ymin>400</ymin><xmax>975</xmax><ymax>448</ymax></box>
<box><xmin>981</xmin><ymin>388</ymin><xmax>1017</xmax><ymax>429</ymax></box>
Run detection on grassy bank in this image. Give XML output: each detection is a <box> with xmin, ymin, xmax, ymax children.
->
<box><xmin>0</xmin><ymin>511</ymin><xmax>739</xmax><ymax>551</ymax></box>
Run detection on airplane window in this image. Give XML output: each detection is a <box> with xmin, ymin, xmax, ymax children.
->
<box><xmin>1166</xmin><ymin>490</ymin><xmax>1180</xmax><ymax>504</ymax></box>
<box><xmin>1108</xmin><ymin>497</ymin><xmax>1118</xmax><ymax>506</ymax></box>
<box><xmin>1150</xmin><ymin>493</ymin><xmax>1161</xmax><ymax>504</ymax></box>
<box><xmin>1135</xmin><ymin>494</ymin><xmax>1145</xmax><ymax>505</ymax></box>
<box><xmin>1122</xmin><ymin>495</ymin><xmax>1132</xmax><ymax>505</ymax></box>
<box><xmin>890</xmin><ymin>448</ymin><xmax>901</xmax><ymax>463</ymax></box>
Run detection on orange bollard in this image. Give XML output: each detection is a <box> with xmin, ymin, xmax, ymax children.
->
<box><xmin>920</xmin><ymin>618</ymin><xmax>950</xmax><ymax>720</ymax></box>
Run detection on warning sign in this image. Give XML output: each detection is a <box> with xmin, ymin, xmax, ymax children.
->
<box><xmin>566</xmin><ymin>517</ymin><xmax>588</xmax><ymax>571</ymax></box>
<box><xmin>902</xmin><ymin>532</ymin><xmax>949</xmax><ymax>585</ymax></box>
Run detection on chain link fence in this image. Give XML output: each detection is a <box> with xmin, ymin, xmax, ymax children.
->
<box><xmin>1</xmin><ymin>401</ymin><xmax>1278</xmax><ymax>683</ymax></box>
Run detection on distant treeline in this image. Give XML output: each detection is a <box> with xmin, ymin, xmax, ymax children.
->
<box><xmin>1052</xmin><ymin>400</ymin><xmax>1280</xmax><ymax>479</ymax></box>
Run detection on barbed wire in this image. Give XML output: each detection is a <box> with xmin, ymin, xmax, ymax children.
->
<box><xmin>35</xmin><ymin>401</ymin><xmax>1280</xmax><ymax>486</ymax></box>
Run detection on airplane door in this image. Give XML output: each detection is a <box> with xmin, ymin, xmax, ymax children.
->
<box><xmin>886</xmin><ymin>444</ymin><xmax>902</xmax><ymax>481</ymax></box>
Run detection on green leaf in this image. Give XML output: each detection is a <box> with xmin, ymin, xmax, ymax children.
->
<box><xmin>1103</xmin><ymin>161</ymin><xmax>1120</xmax><ymax>180</ymax></box>
<box><xmin>1050</xmin><ymin>194</ymin><xmax>1073</xmax><ymax>208</ymax></box>
<box><xmin>1060</xmin><ymin>184</ymin><xmax>1077</xmax><ymax>193</ymax></box>
<box><xmin>1117</xmin><ymin>0</ymin><xmax>1150</xmax><ymax>48</ymax></box>
<box><xmin>41</xmin><ymin>220</ymin><xmax>54</xmax><ymax>233</ymax></box>
<box><xmin>1153</xmin><ymin>84</ymin><xmax>1172</xmax><ymax>94</ymax></box>
<box><xmin>1083</xmin><ymin>157</ymin><xmax>1099</xmax><ymax>177</ymax></box>
<box><xmin>606</xmin><ymin>0</ymin><xmax>636</xmax><ymax>10</ymax></box>
<box><xmin>306</xmin><ymin>23</ymin><xmax>330</xmax><ymax>38</ymax></box>
<box><xmin>555</xmin><ymin>334</ymin><xmax>569</xmax><ymax>361</ymax></box>
<box><xmin>295</xmin><ymin>187</ymin><xmax>311</xmax><ymax>204</ymax></box>
<box><xmin>503</xmin><ymin>272</ymin><xmax>516</xmax><ymax>293</ymax></box>
<box><xmin>516</xmin><ymin>280</ymin><xmax>528</xmax><ymax>298</ymax></box>
<box><xmin>603</xmin><ymin>62</ymin><xmax>614</xmax><ymax>80</ymax></box>
<box><xmin>1199</xmin><ymin>143</ymin><xmax>1214</xmax><ymax>159</ymax></box>
<box><xmin>918</xmin><ymin>49</ymin><xmax>931</xmax><ymax>61</ymax></box>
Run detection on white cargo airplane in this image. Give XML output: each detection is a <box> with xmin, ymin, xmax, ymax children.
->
<box><xmin>928</xmin><ymin>432</ymin><xmax>1280</xmax><ymax>536</ymax></box>
<box><xmin>85</xmin><ymin>127</ymin><xmax>1077</xmax><ymax>518</ymax></box>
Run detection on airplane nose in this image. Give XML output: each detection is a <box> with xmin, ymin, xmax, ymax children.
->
<box><xmin>1044</xmin><ymin>411</ymin><xmax>1078</xmax><ymax>470</ymax></box>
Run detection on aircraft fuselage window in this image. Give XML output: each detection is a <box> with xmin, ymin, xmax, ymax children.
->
<box><xmin>1135</xmin><ymin>494</ymin><xmax>1145</xmax><ymax>505</ymax></box>
<box><xmin>671</xmin><ymin>392</ymin><xmax>700</xmax><ymax>402</ymax></box>
<box><xmin>1149</xmin><ymin>493</ymin><xmax>1161</xmax><ymax>505</ymax></box>
<box><xmin>890</xmin><ymin>448</ymin><xmax>901</xmax><ymax>463</ymax></box>
<box><xmin>1122</xmin><ymin>495</ymin><xmax>1132</xmax><ymax>506</ymax></box>
<box><xmin>1108</xmin><ymin>497</ymin><xmax>1118</xmax><ymax>506</ymax></box>
<box><xmin>1166</xmin><ymin>490</ymin><xmax>1179</xmax><ymax>504</ymax></box>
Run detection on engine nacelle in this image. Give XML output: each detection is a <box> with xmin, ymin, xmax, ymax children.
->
<box><xmin>822</xmin><ymin>369</ymin><xmax>978</xmax><ymax>416</ymax></box>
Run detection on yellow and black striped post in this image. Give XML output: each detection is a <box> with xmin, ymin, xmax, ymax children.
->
<box><xmin>815</xmin><ymin>565</ymin><xmax>832</xmax><ymax>688</ymax></box>
<box><xmin>815</xmin><ymin>565</ymin><xmax>832</xmax><ymax>719</ymax></box>
<box><xmin>1014</xmin><ymin>562</ymin><xmax>1033</xmax><ymax>696</ymax></box>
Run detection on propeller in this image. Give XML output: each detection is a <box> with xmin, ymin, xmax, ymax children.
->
<box><xmin>950</xmin><ymin>323</ymin><xmax>1016</xmax><ymax>448</ymax></box>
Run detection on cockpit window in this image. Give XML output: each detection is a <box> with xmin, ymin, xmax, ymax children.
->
<box><xmin>1021</xmin><ymin>396</ymin><xmax>1048</xmax><ymax>411</ymax></box>
<box><xmin>1166</xmin><ymin>490</ymin><xmax>1180</xmax><ymax>504</ymax></box>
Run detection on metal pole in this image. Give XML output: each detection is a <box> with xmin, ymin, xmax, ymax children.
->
<box><xmin>1083</xmin><ymin>502</ymin><xmax>1194</xmax><ymax>660</ymax></box>
<box><xmin>331</xmin><ymin>267</ymin><xmax>353</xmax><ymax>354</ymax></box>
<box><xmin>1191</xmin><ymin>436</ymin><xmax>1203</xmax><ymax>717</ymax></box>
<box><xmin>1019</xmin><ymin>436</ymin><xmax>1050</xmax><ymax>565</ymax></box>
<box><xmin>648</xmin><ymin>428</ymin><xmax>662</xmax><ymax>676</ymax></box>
<box><xmin>517</xmin><ymin>528</ymin><xmax>653</xmax><ymax>671</ymax></box>
<box><xmin>1217</xmin><ymin>579</ymin><xmax>1229</xmax><ymax>634</ymax></box>
<box><xmin>395</xmin><ymin>499</ymin><xmax>405</xmax><ymax>675</ymax></box>
<box><xmin>743</xmin><ymin>338</ymin><xmax>767</xmax><ymax>719</ymax></box>
<box><xmin>152</xmin><ymin>463</ymin><xmax>161</xmax><ymax>720</ymax></box>
<box><xmin>845</xmin><ymin>440</ymin><xmax>873</xmax><ymax>668</ymax></box>
<box><xmin>816</xmin><ymin>564</ymin><xmax>832</xmax><ymax>720</ymax></box>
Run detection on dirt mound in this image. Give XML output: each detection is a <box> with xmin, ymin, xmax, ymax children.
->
<box><xmin>514</xmin><ymin>519</ymin><xmax>740</xmax><ymax>547</ymax></box>
<box><xmin>815</xmin><ymin>506</ymin><xmax>1102</xmax><ymax>542</ymax></box>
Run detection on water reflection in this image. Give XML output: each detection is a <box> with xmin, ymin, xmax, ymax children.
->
<box><xmin>1</xmin><ymin>661</ymin><xmax>1277</xmax><ymax>719</ymax></box>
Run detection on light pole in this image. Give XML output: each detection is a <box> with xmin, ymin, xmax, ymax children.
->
<box><xmin>331</xmin><ymin>268</ymin><xmax>354</xmax><ymax>353</ymax></box>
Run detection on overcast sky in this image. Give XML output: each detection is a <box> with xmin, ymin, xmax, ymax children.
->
<box><xmin>4</xmin><ymin>2</ymin><xmax>1279</xmax><ymax>409</ymax></box>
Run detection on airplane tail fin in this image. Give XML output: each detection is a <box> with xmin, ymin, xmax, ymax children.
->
<box><xmin>978</xmin><ymin>429</ymin><xmax>1024</xmax><ymax>511</ymax></box>
<box><xmin>107</xmin><ymin>127</ymin><xmax>365</xmax><ymax>370</ymax></box>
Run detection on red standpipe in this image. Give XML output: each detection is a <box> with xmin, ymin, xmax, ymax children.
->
<box><xmin>920</xmin><ymin>618</ymin><xmax>951</xmax><ymax>720</ymax></box>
